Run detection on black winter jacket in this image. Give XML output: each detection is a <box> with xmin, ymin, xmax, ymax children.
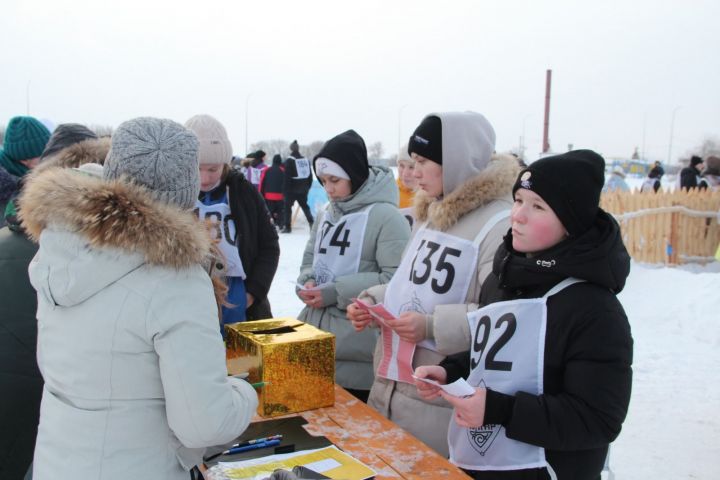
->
<box><xmin>0</xmin><ymin>224</ymin><xmax>42</xmax><ymax>479</ymax></box>
<box><xmin>203</xmin><ymin>169</ymin><xmax>280</xmax><ymax>319</ymax></box>
<box><xmin>282</xmin><ymin>153</ymin><xmax>312</xmax><ymax>194</ymax></box>
<box><xmin>679</xmin><ymin>166</ymin><xmax>702</xmax><ymax>190</ymax></box>
<box><xmin>441</xmin><ymin>211</ymin><xmax>633</xmax><ymax>480</ymax></box>
<box><xmin>0</xmin><ymin>167</ymin><xmax>19</xmax><ymax>229</ymax></box>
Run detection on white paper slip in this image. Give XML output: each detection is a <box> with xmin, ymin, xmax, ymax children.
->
<box><xmin>293</xmin><ymin>281</ymin><xmax>330</xmax><ymax>291</ymax></box>
<box><xmin>302</xmin><ymin>458</ymin><xmax>341</xmax><ymax>473</ymax></box>
<box><xmin>412</xmin><ymin>375</ymin><xmax>476</xmax><ymax>397</ymax></box>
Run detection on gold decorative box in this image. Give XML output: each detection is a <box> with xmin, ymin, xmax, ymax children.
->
<box><xmin>225</xmin><ymin>318</ymin><xmax>335</xmax><ymax>417</ymax></box>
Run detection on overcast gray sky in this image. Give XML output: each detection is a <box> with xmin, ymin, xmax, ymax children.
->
<box><xmin>2</xmin><ymin>0</ymin><xmax>718</xmax><ymax>163</ymax></box>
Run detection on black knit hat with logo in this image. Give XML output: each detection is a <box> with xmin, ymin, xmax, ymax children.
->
<box><xmin>512</xmin><ymin>149</ymin><xmax>606</xmax><ymax>237</ymax></box>
<box><xmin>408</xmin><ymin>115</ymin><xmax>442</xmax><ymax>165</ymax></box>
<box><xmin>313</xmin><ymin>129</ymin><xmax>369</xmax><ymax>194</ymax></box>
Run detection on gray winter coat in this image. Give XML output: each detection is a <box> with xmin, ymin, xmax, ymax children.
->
<box><xmin>361</xmin><ymin>112</ymin><xmax>520</xmax><ymax>456</ymax></box>
<box><xmin>297</xmin><ymin>166</ymin><xmax>411</xmax><ymax>390</ymax></box>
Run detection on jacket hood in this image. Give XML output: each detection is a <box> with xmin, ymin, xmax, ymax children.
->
<box><xmin>35</xmin><ymin>137</ymin><xmax>110</xmax><ymax>172</ymax></box>
<box><xmin>20</xmin><ymin>167</ymin><xmax>213</xmax><ymax>267</ymax></box>
<box><xmin>21</xmin><ymin>167</ymin><xmax>215</xmax><ymax>307</ymax></box>
<box><xmin>325</xmin><ymin>165</ymin><xmax>397</xmax><ymax>218</ymax></box>
<box><xmin>414</xmin><ymin>154</ymin><xmax>519</xmax><ymax>231</ymax></box>
<box><xmin>494</xmin><ymin>210</ymin><xmax>631</xmax><ymax>293</ymax></box>
<box><xmin>430</xmin><ymin>111</ymin><xmax>496</xmax><ymax>195</ymax></box>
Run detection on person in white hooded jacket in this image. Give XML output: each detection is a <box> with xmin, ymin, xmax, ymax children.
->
<box><xmin>19</xmin><ymin>117</ymin><xmax>258</xmax><ymax>480</ymax></box>
<box><xmin>348</xmin><ymin>112</ymin><xmax>519</xmax><ymax>455</ymax></box>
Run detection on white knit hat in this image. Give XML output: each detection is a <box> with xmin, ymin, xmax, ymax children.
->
<box><xmin>184</xmin><ymin>114</ymin><xmax>233</xmax><ymax>165</ymax></box>
<box><xmin>315</xmin><ymin>157</ymin><xmax>350</xmax><ymax>180</ymax></box>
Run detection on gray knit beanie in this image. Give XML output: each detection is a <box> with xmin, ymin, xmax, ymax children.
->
<box><xmin>103</xmin><ymin>117</ymin><xmax>200</xmax><ymax>210</ymax></box>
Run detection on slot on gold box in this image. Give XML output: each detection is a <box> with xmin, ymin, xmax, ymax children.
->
<box><xmin>225</xmin><ymin>318</ymin><xmax>335</xmax><ymax>417</ymax></box>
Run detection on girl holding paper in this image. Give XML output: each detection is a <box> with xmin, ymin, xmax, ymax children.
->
<box><xmin>347</xmin><ymin>112</ymin><xmax>519</xmax><ymax>455</ymax></box>
<box><xmin>296</xmin><ymin>130</ymin><xmax>410</xmax><ymax>402</ymax></box>
<box><xmin>186</xmin><ymin>114</ymin><xmax>280</xmax><ymax>325</ymax></box>
<box><xmin>415</xmin><ymin>151</ymin><xmax>633</xmax><ymax>479</ymax></box>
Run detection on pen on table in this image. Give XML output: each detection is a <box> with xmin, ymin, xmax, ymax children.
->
<box><xmin>226</xmin><ymin>438</ymin><xmax>281</xmax><ymax>455</ymax></box>
<box><xmin>203</xmin><ymin>437</ymin><xmax>282</xmax><ymax>461</ymax></box>
<box><xmin>231</xmin><ymin>434</ymin><xmax>282</xmax><ymax>449</ymax></box>
<box><xmin>205</xmin><ymin>434</ymin><xmax>282</xmax><ymax>461</ymax></box>
<box><xmin>250</xmin><ymin>381</ymin><xmax>269</xmax><ymax>388</ymax></box>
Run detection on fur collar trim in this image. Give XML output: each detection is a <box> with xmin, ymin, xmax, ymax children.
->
<box><xmin>414</xmin><ymin>154</ymin><xmax>520</xmax><ymax>231</ymax></box>
<box><xmin>19</xmin><ymin>167</ymin><xmax>212</xmax><ymax>268</ymax></box>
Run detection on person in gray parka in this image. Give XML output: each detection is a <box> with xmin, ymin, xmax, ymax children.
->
<box><xmin>22</xmin><ymin>118</ymin><xmax>258</xmax><ymax>480</ymax></box>
<box><xmin>348</xmin><ymin>112</ymin><xmax>520</xmax><ymax>456</ymax></box>
<box><xmin>296</xmin><ymin>129</ymin><xmax>411</xmax><ymax>402</ymax></box>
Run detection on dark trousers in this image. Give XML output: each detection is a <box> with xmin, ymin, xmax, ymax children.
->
<box><xmin>283</xmin><ymin>191</ymin><xmax>314</xmax><ymax>230</ymax></box>
<box><xmin>264</xmin><ymin>199</ymin><xmax>284</xmax><ymax>227</ymax></box>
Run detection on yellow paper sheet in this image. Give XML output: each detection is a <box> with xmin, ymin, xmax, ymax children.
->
<box><xmin>219</xmin><ymin>445</ymin><xmax>375</xmax><ymax>480</ymax></box>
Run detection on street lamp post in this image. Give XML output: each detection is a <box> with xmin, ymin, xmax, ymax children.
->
<box><xmin>26</xmin><ymin>81</ymin><xmax>31</xmax><ymax>115</ymax></box>
<box><xmin>641</xmin><ymin>112</ymin><xmax>647</xmax><ymax>161</ymax></box>
<box><xmin>667</xmin><ymin>106</ymin><xmax>682</xmax><ymax>164</ymax></box>
<box><xmin>520</xmin><ymin>114</ymin><xmax>533</xmax><ymax>160</ymax></box>
<box><xmin>397</xmin><ymin>104</ymin><xmax>408</xmax><ymax>156</ymax></box>
<box><xmin>245</xmin><ymin>93</ymin><xmax>252</xmax><ymax>155</ymax></box>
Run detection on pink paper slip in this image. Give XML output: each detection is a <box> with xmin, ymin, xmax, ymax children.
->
<box><xmin>352</xmin><ymin>299</ymin><xmax>415</xmax><ymax>383</ymax></box>
<box><xmin>377</xmin><ymin>325</ymin><xmax>416</xmax><ymax>384</ymax></box>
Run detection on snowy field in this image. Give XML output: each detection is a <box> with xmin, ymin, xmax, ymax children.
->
<box><xmin>268</xmin><ymin>214</ymin><xmax>720</xmax><ymax>479</ymax></box>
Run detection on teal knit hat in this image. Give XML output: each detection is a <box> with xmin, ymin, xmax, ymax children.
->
<box><xmin>3</xmin><ymin>116</ymin><xmax>51</xmax><ymax>162</ymax></box>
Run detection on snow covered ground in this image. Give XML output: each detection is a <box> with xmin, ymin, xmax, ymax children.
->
<box><xmin>268</xmin><ymin>216</ymin><xmax>720</xmax><ymax>479</ymax></box>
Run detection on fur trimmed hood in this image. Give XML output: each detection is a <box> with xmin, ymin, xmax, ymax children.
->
<box><xmin>36</xmin><ymin>137</ymin><xmax>110</xmax><ymax>172</ymax></box>
<box><xmin>414</xmin><ymin>153</ymin><xmax>520</xmax><ymax>231</ymax></box>
<box><xmin>19</xmin><ymin>167</ymin><xmax>212</xmax><ymax>268</ymax></box>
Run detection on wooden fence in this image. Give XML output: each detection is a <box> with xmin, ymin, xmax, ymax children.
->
<box><xmin>600</xmin><ymin>189</ymin><xmax>720</xmax><ymax>265</ymax></box>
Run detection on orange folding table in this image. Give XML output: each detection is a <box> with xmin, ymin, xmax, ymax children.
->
<box><xmin>258</xmin><ymin>384</ymin><xmax>470</xmax><ymax>479</ymax></box>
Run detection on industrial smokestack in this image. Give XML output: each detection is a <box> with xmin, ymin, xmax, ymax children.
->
<box><xmin>542</xmin><ymin>69</ymin><xmax>552</xmax><ymax>153</ymax></box>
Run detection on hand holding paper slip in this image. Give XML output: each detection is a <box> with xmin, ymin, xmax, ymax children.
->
<box><xmin>412</xmin><ymin>375</ymin><xmax>476</xmax><ymax>397</ymax></box>
<box><xmin>351</xmin><ymin>298</ymin><xmax>395</xmax><ymax>327</ymax></box>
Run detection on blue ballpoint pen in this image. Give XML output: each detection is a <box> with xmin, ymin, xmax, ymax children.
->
<box><xmin>232</xmin><ymin>434</ymin><xmax>282</xmax><ymax>449</ymax></box>
<box><xmin>226</xmin><ymin>438</ymin><xmax>281</xmax><ymax>455</ymax></box>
